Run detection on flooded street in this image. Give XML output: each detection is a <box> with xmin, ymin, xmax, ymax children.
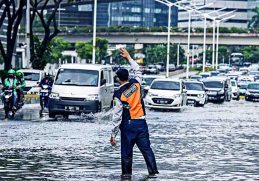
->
<box><xmin>0</xmin><ymin>100</ymin><xmax>259</xmax><ymax>180</ymax></box>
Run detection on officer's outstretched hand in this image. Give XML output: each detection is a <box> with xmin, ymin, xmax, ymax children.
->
<box><xmin>110</xmin><ymin>136</ymin><xmax>116</xmax><ymax>146</ymax></box>
<box><xmin>119</xmin><ymin>48</ymin><xmax>131</xmax><ymax>61</ymax></box>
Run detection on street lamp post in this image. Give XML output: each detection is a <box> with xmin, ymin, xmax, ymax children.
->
<box><xmin>92</xmin><ymin>0</ymin><xmax>97</xmax><ymax>64</ymax></box>
<box><xmin>166</xmin><ymin>5</ymin><xmax>172</xmax><ymax>78</ymax></box>
<box><xmin>26</xmin><ymin>0</ymin><xmax>30</xmax><ymax>68</ymax></box>
<box><xmin>155</xmin><ymin>0</ymin><xmax>188</xmax><ymax>78</ymax></box>
<box><xmin>201</xmin><ymin>8</ymin><xmax>227</xmax><ymax>72</ymax></box>
<box><xmin>202</xmin><ymin>16</ymin><xmax>207</xmax><ymax>72</ymax></box>
<box><xmin>215</xmin><ymin>14</ymin><xmax>236</xmax><ymax>69</ymax></box>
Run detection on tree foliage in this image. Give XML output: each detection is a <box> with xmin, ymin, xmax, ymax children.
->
<box><xmin>112</xmin><ymin>46</ymin><xmax>134</xmax><ymax>65</ymax></box>
<box><xmin>32</xmin><ymin>36</ymin><xmax>71</xmax><ymax>69</ymax></box>
<box><xmin>75</xmin><ymin>42</ymin><xmax>95</xmax><ymax>63</ymax></box>
<box><xmin>0</xmin><ymin>0</ymin><xmax>26</xmax><ymax>70</ymax></box>
<box><xmin>144</xmin><ymin>44</ymin><xmax>185</xmax><ymax>65</ymax></box>
<box><xmin>76</xmin><ymin>37</ymin><xmax>108</xmax><ymax>63</ymax></box>
<box><xmin>30</xmin><ymin>0</ymin><xmax>64</xmax><ymax>69</ymax></box>
<box><xmin>242</xmin><ymin>46</ymin><xmax>259</xmax><ymax>63</ymax></box>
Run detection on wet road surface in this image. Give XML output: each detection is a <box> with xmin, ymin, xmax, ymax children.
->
<box><xmin>0</xmin><ymin>100</ymin><xmax>259</xmax><ymax>180</ymax></box>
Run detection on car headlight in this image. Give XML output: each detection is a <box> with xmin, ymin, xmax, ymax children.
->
<box><xmin>85</xmin><ymin>94</ymin><xmax>99</xmax><ymax>101</ymax></box>
<box><xmin>198</xmin><ymin>94</ymin><xmax>204</xmax><ymax>98</ymax></box>
<box><xmin>218</xmin><ymin>90</ymin><xmax>224</xmax><ymax>94</ymax></box>
<box><xmin>173</xmin><ymin>94</ymin><xmax>181</xmax><ymax>98</ymax></box>
<box><xmin>49</xmin><ymin>92</ymin><xmax>60</xmax><ymax>99</ymax></box>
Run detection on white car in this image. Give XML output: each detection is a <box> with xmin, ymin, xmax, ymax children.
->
<box><xmin>21</xmin><ymin>69</ymin><xmax>45</xmax><ymax>94</ymax></box>
<box><xmin>49</xmin><ymin>64</ymin><xmax>114</xmax><ymax>118</ymax></box>
<box><xmin>184</xmin><ymin>81</ymin><xmax>207</xmax><ymax>106</ymax></box>
<box><xmin>145</xmin><ymin>78</ymin><xmax>187</xmax><ymax>110</ymax></box>
<box><xmin>231</xmin><ymin>80</ymin><xmax>240</xmax><ymax>100</ymax></box>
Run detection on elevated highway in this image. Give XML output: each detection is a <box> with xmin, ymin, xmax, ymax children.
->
<box><xmin>20</xmin><ymin>32</ymin><xmax>259</xmax><ymax>46</ymax></box>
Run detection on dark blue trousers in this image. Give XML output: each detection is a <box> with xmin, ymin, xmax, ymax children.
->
<box><xmin>120</xmin><ymin>119</ymin><xmax>158</xmax><ymax>175</ymax></box>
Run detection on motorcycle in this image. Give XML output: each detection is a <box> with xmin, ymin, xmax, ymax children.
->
<box><xmin>39</xmin><ymin>84</ymin><xmax>51</xmax><ymax>116</ymax></box>
<box><xmin>3</xmin><ymin>89</ymin><xmax>16</xmax><ymax>119</ymax></box>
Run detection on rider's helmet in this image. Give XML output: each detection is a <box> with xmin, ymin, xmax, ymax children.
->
<box><xmin>15</xmin><ymin>70</ymin><xmax>24</xmax><ymax>78</ymax></box>
<box><xmin>8</xmin><ymin>69</ymin><xmax>15</xmax><ymax>78</ymax></box>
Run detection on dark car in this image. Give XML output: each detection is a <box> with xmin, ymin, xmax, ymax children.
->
<box><xmin>203</xmin><ymin>77</ymin><xmax>232</xmax><ymax>103</ymax></box>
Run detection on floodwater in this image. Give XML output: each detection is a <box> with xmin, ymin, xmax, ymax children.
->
<box><xmin>0</xmin><ymin>100</ymin><xmax>259</xmax><ymax>180</ymax></box>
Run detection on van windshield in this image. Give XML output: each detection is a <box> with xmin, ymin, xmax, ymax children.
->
<box><xmin>151</xmin><ymin>81</ymin><xmax>180</xmax><ymax>90</ymax></box>
<box><xmin>55</xmin><ymin>69</ymin><xmax>99</xmax><ymax>86</ymax></box>
<box><xmin>24</xmin><ymin>72</ymin><xmax>40</xmax><ymax>81</ymax></box>
<box><xmin>204</xmin><ymin>81</ymin><xmax>223</xmax><ymax>89</ymax></box>
<box><xmin>185</xmin><ymin>82</ymin><xmax>204</xmax><ymax>91</ymax></box>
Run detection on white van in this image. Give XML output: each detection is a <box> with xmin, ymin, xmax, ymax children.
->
<box><xmin>21</xmin><ymin>69</ymin><xmax>45</xmax><ymax>94</ymax></box>
<box><xmin>145</xmin><ymin>78</ymin><xmax>187</xmax><ymax>110</ymax></box>
<box><xmin>48</xmin><ymin>64</ymin><xmax>114</xmax><ymax>118</ymax></box>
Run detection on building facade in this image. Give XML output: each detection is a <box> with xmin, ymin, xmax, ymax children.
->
<box><xmin>104</xmin><ymin>0</ymin><xmax>178</xmax><ymax>27</ymax></box>
<box><xmin>178</xmin><ymin>0</ymin><xmax>259</xmax><ymax>28</ymax></box>
<box><xmin>50</xmin><ymin>0</ymin><xmax>178</xmax><ymax>28</ymax></box>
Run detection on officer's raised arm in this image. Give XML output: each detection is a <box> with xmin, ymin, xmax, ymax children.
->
<box><xmin>119</xmin><ymin>48</ymin><xmax>142</xmax><ymax>84</ymax></box>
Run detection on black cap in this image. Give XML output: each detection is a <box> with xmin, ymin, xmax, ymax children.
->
<box><xmin>116</xmin><ymin>68</ymin><xmax>129</xmax><ymax>81</ymax></box>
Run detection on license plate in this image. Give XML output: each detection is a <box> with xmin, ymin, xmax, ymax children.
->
<box><xmin>188</xmin><ymin>100</ymin><xmax>195</xmax><ymax>104</ymax></box>
<box><xmin>65</xmin><ymin>106</ymin><xmax>80</xmax><ymax>111</ymax></box>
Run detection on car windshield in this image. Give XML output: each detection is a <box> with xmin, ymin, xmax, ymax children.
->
<box><xmin>24</xmin><ymin>72</ymin><xmax>40</xmax><ymax>81</ymax></box>
<box><xmin>185</xmin><ymin>82</ymin><xmax>204</xmax><ymax>91</ymax></box>
<box><xmin>201</xmin><ymin>74</ymin><xmax>210</xmax><ymax>78</ymax></box>
<box><xmin>151</xmin><ymin>81</ymin><xmax>180</xmax><ymax>90</ymax></box>
<box><xmin>144</xmin><ymin>78</ymin><xmax>156</xmax><ymax>86</ymax></box>
<box><xmin>55</xmin><ymin>69</ymin><xmax>99</xmax><ymax>86</ymax></box>
<box><xmin>248</xmin><ymin>84</ymin><xmax>259</xmax><ymax>90</ymax></box>
<box><xmin>190</xmin><ymin>76</ymin><xmax>201</xmax><ymax>80</ymax></box>
<box><xmin>240</xmin><ymin>84</ymin><xmax>248</xmax><ymax>89</ymax></box>
<box><xmin>204</xmin><ymin>81</ymin><xmax>223</xmax><ymax>89</ymax></box>
<box><xmin>231</xmin><ymin>81</ymin><xmax>236</xmax><ymax>86</ymax></box>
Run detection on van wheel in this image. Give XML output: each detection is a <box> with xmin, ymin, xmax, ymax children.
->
<box><xmin>49</xmin><ymin>112</ymin><xmax>56</xmax><ymax>118</ymax></box>
<box><xmin>97</xmin><ymin>102</ymin><xmax>102</xmax><ymax>112</ymax></box>
<box><xmin>110</xmin><ymin>101</ymin><xmax>113</xmax><ymax>109</ymax></box>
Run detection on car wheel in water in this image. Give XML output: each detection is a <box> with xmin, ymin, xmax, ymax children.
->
<box><xmin>97</xmin><ymin>102</ymin><xmax>102</xmax><ymax>113</ymax></box>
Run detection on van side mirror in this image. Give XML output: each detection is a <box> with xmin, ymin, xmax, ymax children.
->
<box><xmin>101</xmin><ymin>79</ymin><xmax>107</xmax><ymax>86</ymax></box>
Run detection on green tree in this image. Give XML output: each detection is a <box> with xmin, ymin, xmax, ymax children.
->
<box><xmin>50</xmin><ymin>37</ymin><xmax>71</xmax><ymax>63</ymax></box>
<box><xmin>94</xmin><ymin>37</ymin><xmax>108</xmax><ymax>63</ymax></box>
<box><xmin>112</xmin><ymin>46</ymin><xmax>134</xmax><ymax>65</ymax></box>
<box><xmin>242</xmin><ymin>46</ymin><xmax>259</xmax><ymax>63</ymax></box>
<box><xmin>144</xmin><ymin>44</ymin><xmax>185</xmax><ymax>65</ymax></box>
<box><xmin>75</xmin><ymin>42</ymin><xmax>100</xmax><ymax>63</ymax></box>
<box><xmin>0</xmin><ymin>0</ymin><xmax>26</xmax><ymax>70</ymax></box>
<box><xmin>32</xmin><ymin>36</ymin><xmax>71</xmax><ymax>69</ymax></box>
<box><xmin>249</xmin><ymin>7</ymin><xmax>259</xmax><ymax>28</ymax></box>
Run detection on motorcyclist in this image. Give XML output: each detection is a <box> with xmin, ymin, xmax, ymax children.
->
<box><xmin>15</xmin><ymin>70</ymin><xmax>26</xmax><ymax>107</ymax></box>
<box><xmin>39</xmin><ymin>75</ymin><xmax>53</xmax><ymax>88</ymax></box>
<box><xmin>3</xmin><ymin>69</ymin><xmax>18</xmax><ymax>110</ymax></box>
<box><xmin>39</xmin><ymin>75</ymin><xmax>53</xmax><ymax>110</ymax></box>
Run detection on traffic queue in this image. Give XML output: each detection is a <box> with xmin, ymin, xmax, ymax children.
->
<box><xmin>1</xmin><ymin>62</ymin><xmax>259</xmax><ymax>119</ymax></box>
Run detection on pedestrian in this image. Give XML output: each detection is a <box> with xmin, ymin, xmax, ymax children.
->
<box><xmin>110</xmin><ymin>48</ymin><xmax>159</xmax><ymax>179</ymax></box>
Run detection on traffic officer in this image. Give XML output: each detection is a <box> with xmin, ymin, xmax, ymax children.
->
<box><xmin>110</xmin><ymin>48</ymin><xmax>159</xmax><ymax>179</ymax></box>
